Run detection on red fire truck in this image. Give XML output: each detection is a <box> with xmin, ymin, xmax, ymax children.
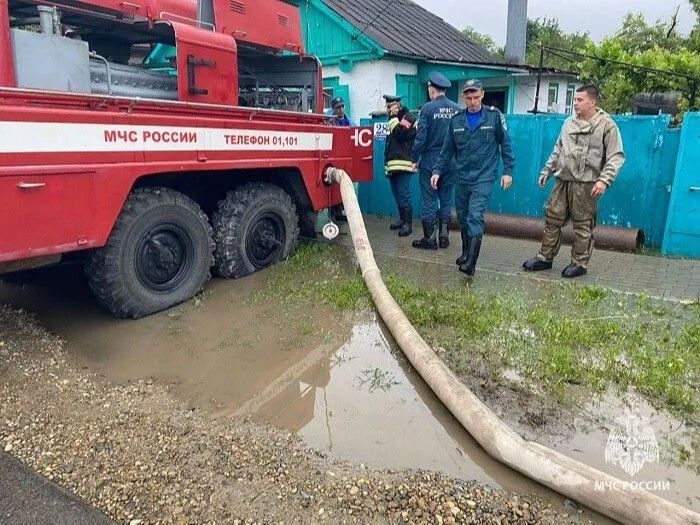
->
<box><xmin>0</xmin><ymin>0</ymin><xmax>374</xmax><ymax>318</ymax></box>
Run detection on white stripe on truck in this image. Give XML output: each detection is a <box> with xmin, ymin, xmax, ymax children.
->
<box><xmin>0</xmin><ymin>122</ymin><xmax>334</xmax><ymax>153</ymax></box>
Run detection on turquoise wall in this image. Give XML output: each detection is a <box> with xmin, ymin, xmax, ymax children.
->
<box><xmin>359</xmin><ymin>114</ymin><xmax>689</xmax><ymax>251</ymax></box>
<box><xmin>662</xmin><ymin>113</ymin><xmax>700</xmax><ymax>257</ymax></box>
<box><xmin>296</xmin><ymin>0</ymin><xmax>384</xmax><ymax>66</ymax></box>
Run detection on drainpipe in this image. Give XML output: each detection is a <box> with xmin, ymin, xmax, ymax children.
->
<box><xmin>324</xmin><ymin>166</ymin><xmax>700</xmax><ymax>525</ymax></box>
<box><xmin>505</xmin><ymin>0</ymin><xmax>527</xmax><ymax>65</ymax></box>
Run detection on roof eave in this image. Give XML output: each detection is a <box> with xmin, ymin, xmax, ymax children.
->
<box><xmin>420</xmin><ymin>57</ymin><xmax>530</xmax><ymax>73</ymax></box>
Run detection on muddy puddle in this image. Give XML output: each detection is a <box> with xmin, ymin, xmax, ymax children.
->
<box><xmin>547</xmin><ymin>391</ymin><xmax>699</xmax><ymax>510</ymax></box>
<box><xmin>1</xmin><ymin>263</ymin><xmax>696</xmax><ymax>521</ymax></box>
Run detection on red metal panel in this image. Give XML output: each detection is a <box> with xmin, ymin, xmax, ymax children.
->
<box><xmin>173</xmin><ymin>21</ymin><xmax>238</xmax><ymax>106</ymax></box>
<box><xmin>151</xmin><ymin>0</ymin><xmax>196</xmax><ymax>22</ymax></box>
<box><xmin>73</xmin><ymin>0</ymin><xmax>195</xmax><ymax>21</ymax></box>
<box><xmin>349</xmin><ymin>127</ymin><xmax>374</xmax><ymax>183</ymax></box>
<box><xmin>214</xmin><ymin>0</ymin><xmax>303</xmax><ymax>53</ymax></box>
<box><xmin>0</xmin><ymin>172</ymin><xmax>96</xmax><ymax>259</ymax></box>
<box><xmin>93</xmin><ymin>0</ymin><xmax>144</xmax><ymax>16</ymax></box>
<box><xmin>0</xmin><ymin>0</ymin><xmax>15</xmax><ymax>87</ymax></box>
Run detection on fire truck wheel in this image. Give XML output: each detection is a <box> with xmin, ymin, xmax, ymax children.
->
<box><xmin>212</xmin><ymin>182</ymin><xmax>300</xmax><ymax>278</ymax></box>
<box><xmin>85</xmin><ymin>187</ymin><xmax>214</xmax><ymax>319</ymax></box>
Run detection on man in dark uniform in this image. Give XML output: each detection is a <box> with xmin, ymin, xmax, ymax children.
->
<box><xmin>328</xmin><ymin>97</ymin><xmax>356</xmax><ymax>127</ymax></box>
<box><xmin>384</xmin><ymin>94</ymin><xmax>417</xmax><ymax>237</ymax></box>
<box><xmin>411</xmin><ymin>72</ymin><xmax>461</xmax><ymax>250</ymax></box>
<box><xmin>432</xmin><ymin>79</ymin><xmax>514</xmax><ymax>276</ymax></box>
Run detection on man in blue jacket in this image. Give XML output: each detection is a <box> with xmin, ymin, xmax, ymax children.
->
<box><xmin>411</xmin><ymin>72</ymin><xmax>461</xmax><ymax>250</ymax></box>
<box><xmin>432</xmin><ymin>79</ymin><xmax>514</xmax><ymax>276</ymax></box>
<box><xmin>328</xmin><ymin>97</ymin><xmax>356</xmax><ymax>127</ymax></box>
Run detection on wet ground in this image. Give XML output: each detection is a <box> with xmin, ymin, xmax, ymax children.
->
<box><xmin>0</xmin><ymin>260</ymin><xmax>697</xmax><ymax>521</ymax></box>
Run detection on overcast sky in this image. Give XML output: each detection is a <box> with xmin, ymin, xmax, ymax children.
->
<box><xmin>412</xmin><ymin>0</ymin><xmax>696</xmax><ymax>45</ymax></box>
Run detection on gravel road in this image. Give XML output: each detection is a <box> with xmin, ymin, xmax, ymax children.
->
<box><xmin>0</xmin><ymin>305</ymin><xmax>595</xmax><ymax>525</ymax></box>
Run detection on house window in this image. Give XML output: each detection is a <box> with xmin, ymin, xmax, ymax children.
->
<box><xmin>323</xmin><ymin>77</ymin><xmax>351</xmax><ymax>116</ymax></box>
<box><xmin>565</xmin><ymin>84</ymin><xmax>576</xmax><ymax>114</ymax></box>
<box><xmin>547</xmin><ymin>83</ymin><xmax>560</xmax><ymax>113</ymax></box>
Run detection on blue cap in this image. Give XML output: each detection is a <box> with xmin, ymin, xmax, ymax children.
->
<box><xmin>428</xmin><ymin>71</ymin><xmax>451</xmax><ymax>90</ymax></box>
<box><xmin>330</xmin><ymin>97</ymin><xmax>345</xmax><ymax>109</ymax></box>
<box><xmin>383</xmin><ymin>94</ymin><xmax>402</xmax><ymax>103</ymax></box>
<box><xmin>462</xmin><ymin>79</ymin><xmax>483</xmax><ymax>92</ymax></box>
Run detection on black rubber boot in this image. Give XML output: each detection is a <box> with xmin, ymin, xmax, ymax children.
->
<box><xmin>412</xmin><ymin>221</ymin><xmax>438</xmax><ymax>250</ymax></box>
<box><xmin>438</xmin><ymin>220</ymin><xmax>450</xmax><ymax>249</ymax></box>
<box><xmin>522</xmin><ymin>257</ymin><xmax>553</xmax><ymax>272</ymax></box>
<box><xmin>390</xmin><ymin>208</ymin><xmax>404</xmax><ymax>230</ymax></box>
<box><xmin>459</xmin><ymin>236</ymin><xmax>482</xmax><ymax>276</ymax></box>
<box><xmin>562</xmin><ymin>263</ymin><xmax>587</xmax><ymax>278</ymax></box>
<box><xmin>456</xmin><ymin>230</ymin><xmax>469</xmax><ymax>266</ymax></box>
<box><xmin>398</xmin><ymin>207</ymin><xmax>412</xmax><ymax>237</ymax></box>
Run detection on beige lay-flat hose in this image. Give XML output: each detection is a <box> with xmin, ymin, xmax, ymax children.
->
<box><xmin>326</xmin><ymin>167</ymin><xmax>699</xmax><ymax>525</ymax></box>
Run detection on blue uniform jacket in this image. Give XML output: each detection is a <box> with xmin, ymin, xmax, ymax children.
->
<box><xmin>329</xmin><ymin>115</ymin><xmax>356</xmax><ymax>127</ymax></box>
<box><xmin>433</xmin><ymin>106</ymin><xmax>515</xmax><ymax>184</ymax></box>
<box><xmin>411</xmin><ymin>95</ymin><xmax>461</xmax><ymax>165</ymax></box>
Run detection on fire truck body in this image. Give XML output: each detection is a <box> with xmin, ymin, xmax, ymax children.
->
<box><xmin>0</xmin><ymin>0</ymin><xmax>374</xmax><ymax>318</ymax></box>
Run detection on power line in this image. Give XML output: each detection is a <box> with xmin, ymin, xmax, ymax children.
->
<box><xmin>542</xmin><ymin>44</ymin><xmax>699</xmax><ymax>82</ymax></box>
<box><xmin>530</xmin><ymin>43</ymin><xmax>699</xmax><ymax>113</ymax></box>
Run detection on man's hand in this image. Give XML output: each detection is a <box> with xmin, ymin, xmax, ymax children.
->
<box><xmin>591</xmin><ymin>181</ymin><xmax>607</xmax><ymax>197</ymax></box>
<box><xmin>430</xmin><ymin>174</ymin><xmax>440</xmax><ymax>190</ymax></box>
<box><xmin>538</xmin><ymin>174</ymin><xmax>548</xmax><ymax>188</ymax></box>
<box><xmin>412</xmin><ymin>163</ymin><xmax>419</xmax><ymax>172</ymax></box>
<box><xmin>501</xmin><ymin>175</ymin><xmax>512</xmax><ymax>190</ymax></box>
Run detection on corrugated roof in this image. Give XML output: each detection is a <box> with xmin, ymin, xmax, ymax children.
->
<box><xmin>321</xmin><ymin>0</ymin><xmax>504</xmax><ymax>65</ymax></box>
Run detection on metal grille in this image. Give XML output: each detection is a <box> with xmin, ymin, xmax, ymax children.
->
<box><xmin>229</xmin><ymin>0</ymin><xmax>246</xmax><ymax>14</ymax></box>
<box><xmin>277</xmin><ymin>14</ymin><xmax>290</xmax><ymax>27</ymax></box>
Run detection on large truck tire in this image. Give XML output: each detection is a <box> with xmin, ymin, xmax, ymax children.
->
<box><xmin>85</xmin><ymin>187</ymin><xmax>214</xmax><ymax>319</ymax></box>
<box><xmin>212</xmin><ymin>182</ymin><xmax>299</xmax><ymax>279</ymax></box>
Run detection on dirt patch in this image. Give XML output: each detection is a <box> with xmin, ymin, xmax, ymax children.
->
<box><xmin>442</xmin><ymin>351</ymin><xmax>574</xmax><ymax>441</ymax></box>
<box><xmin>0</xmin><ymin>305</ymin><xmax>594</xmax><ymax>525</ymax></box>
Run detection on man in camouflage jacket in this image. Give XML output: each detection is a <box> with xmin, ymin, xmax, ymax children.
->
<box><xmin>523</xmin><ymin>85</ymin><xmax>625</xmax><ymax>278</ymax></box>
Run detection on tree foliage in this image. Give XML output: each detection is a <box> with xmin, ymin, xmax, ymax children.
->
<box><xmin>524</xmin><ymin>17</ymin><xmax>593</xmax><ymax>70</ymax></box>
<box><xmin>462</xmin><ymin>27</ymin><xmax>503</xmax><ymax>58</ymax></box>
<box><xmin>579</xmin><ymin>6</ymin><xmax>700</xmax><ymax>115</ymax></box>
<box><xmin>462</xmin><ymin>2</ymin><xmax>700</xmax><ymax>116</ymax></box>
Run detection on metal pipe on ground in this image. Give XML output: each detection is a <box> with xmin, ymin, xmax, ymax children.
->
<box><xmin>326</xmin><ymin>167</ymin><xmax>698</xmax><ymax>525</ymax></box>
<box><xmin>450</xmin><ymin>212</ymin><xmax>644</xmax><ymax>252</ymax></box>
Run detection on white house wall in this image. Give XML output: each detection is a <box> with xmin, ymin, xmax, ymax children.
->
<box><xmin>452</xmin><ymin>75</ymin><xmax>580</xmax><ymax>115</ymax></box>
<box><xmin>513</xmin><ymin>75</ymin><xmax>581</xmax><ymax>115</ymax></box>
<box><xmin>323</xmin><ymin>60</ymin><xmax>418</xmax><ymax>122</ymax></box>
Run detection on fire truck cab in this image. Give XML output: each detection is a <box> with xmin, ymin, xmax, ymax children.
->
<box><xmin>0</xmin><ymin>0</ymin><xmax>373</xmax><ymax>318</ymax></box>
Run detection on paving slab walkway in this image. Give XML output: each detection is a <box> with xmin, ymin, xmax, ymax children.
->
<box><xmin>333</xmin><ymin>215</ymin><xmax>700</xmax><ymax>302</ymax></box>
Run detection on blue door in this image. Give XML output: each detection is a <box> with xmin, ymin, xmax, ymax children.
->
<box><xmin>662</xmin><ymin>113</ymin><xmax>700</xmax><ymax>258</ymax></box>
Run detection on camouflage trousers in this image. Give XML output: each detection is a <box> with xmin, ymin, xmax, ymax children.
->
<box><xmin>537</xmin><ymin>179</ymin><xmax>598</xmax><ymax>268</ymax></box>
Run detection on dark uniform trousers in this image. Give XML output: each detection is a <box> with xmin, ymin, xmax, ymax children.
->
<box><xmin>388</xmin><ymin>171</ymin><xmax>412</xmax><ymax>209</ymax></box>
<box><xmin>419</xmin><ymin>151</ymin><xmax>454</xmax><ymax>224</ymax></box>
<box><xmin>539</xmin><ymin>179</ymin><xmax>598</xmax><ymax>267</ymax></box>
<box><xmin>455</xmin><ymin>179</ymin><xmax>493</xmax><ymax>237</ymax></box>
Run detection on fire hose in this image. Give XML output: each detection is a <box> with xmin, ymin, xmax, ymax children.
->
<box><xmin>324</xmin><ymin>167</ymin><xmax>699</xmax><ymax>525</ymax></box>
